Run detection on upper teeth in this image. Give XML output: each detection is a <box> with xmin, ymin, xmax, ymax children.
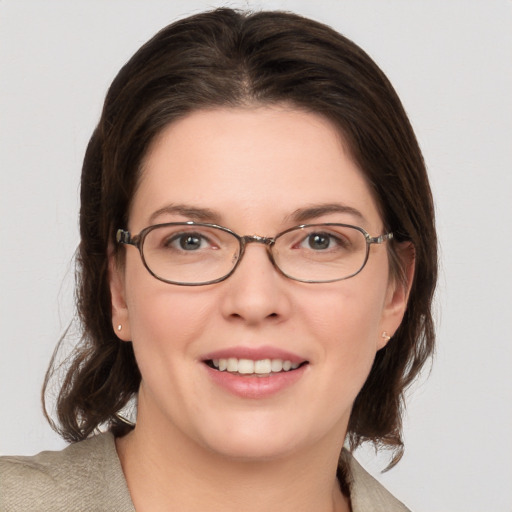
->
<box><xmin>211</xmin><ymin>358</ymin><xmax>300</xmax><ymax>375</ymax></box>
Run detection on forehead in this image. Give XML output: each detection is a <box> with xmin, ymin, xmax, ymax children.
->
<box><xmin>131</xmin><ymin>106</ymin><xmax>383</xmax><ymax>232</ymax></box>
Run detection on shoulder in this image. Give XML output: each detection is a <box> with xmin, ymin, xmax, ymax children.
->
<box><xmin>341</xmin><ymin>450</ymin><xmax>411</xmax><ymax>512</ymax></box>
<box><xmin>0</xmin><ymin>432</ymin><xmax>134</xmax><ymax>512</ymax></box>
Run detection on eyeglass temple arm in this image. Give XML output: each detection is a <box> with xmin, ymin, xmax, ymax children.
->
<box><xmin>368</xmin><ymin>232</ymin><xmax>393</xmax><ymax>244</ymax></box>
<box><xmin>116</xmin><ymin>229</ymin><xmax>132</xmax><ymax>245</ymax></box>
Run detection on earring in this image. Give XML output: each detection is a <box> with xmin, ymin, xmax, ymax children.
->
<box><xmin>381</xmin><ymin>331</ymin><xmax>391</xmax><ymax>342</ymax></box>
<box><xmin>117</xmin><ymin>324</ymin><xmax>122</xmax><ymax>332</ymax></box>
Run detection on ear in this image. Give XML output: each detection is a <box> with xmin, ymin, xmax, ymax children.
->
<box><xmin>377</xmin><ymin>242</ymin><xmax>415</xmax><ymax>350</ymax></box>
<box><xmin>109</xmin><ymin>249</ymin><xmax>132</xmax><ymax>342</ymax></box>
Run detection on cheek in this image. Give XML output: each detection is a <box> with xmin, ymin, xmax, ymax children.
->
<box><xmin>303</xmin><ymin>279</ymin><xmax>386</xmax><ymax>343</ymax></box>
<box><xmin>123</xmin><ymin>259</ymin><xmax>216</xmax><ymax>360</ymax></box>
<box><xmin>299</xmin><ymin>279</ymin><xmax>388</xmax><ymax>379</ymax></box>
<box><xmin>129</xmin><ymin>290</ymin><xmax>213</xmax><ymax>346</ymax></box>
<box><xmin>125</xmin><ymin>283</ymin><xmax>217</xmax><ymax>421</ymax></box>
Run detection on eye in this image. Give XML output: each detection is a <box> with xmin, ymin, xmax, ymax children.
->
<box><xmin>166</xmin><ymin>232</ymin><xmax>211</xmax><ymax>251</ymax></box>
<box><xmin>301</xmin><ymin>232</ymin><xmax>347</xmax><ymax>251</ymax></box>
<box><xmin>306</xmin><ymin>233</ymin><xmax>331</xmax><ymax>250</ymax></box>
<box><xmin>180</xmin><ymin>234</ymin><xmax>203</xmax><ymax>250</ymax></box>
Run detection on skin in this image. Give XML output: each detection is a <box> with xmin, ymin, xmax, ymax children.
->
<box><xmin>110</xmin><ymin>106</ymin><xmax>412</xmax><ymax>512</ymax></box>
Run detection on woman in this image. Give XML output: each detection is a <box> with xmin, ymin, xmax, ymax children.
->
<box><xmin>0</xmin><ymin>8</ymin><xmax>436</xmax><ymax>511</ymax></box>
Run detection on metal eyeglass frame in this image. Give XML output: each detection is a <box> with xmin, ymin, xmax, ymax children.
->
<box><xmin>116</xmin><ymin>221</ymin><xmax>393</xmax><ymax>286</ymax></box>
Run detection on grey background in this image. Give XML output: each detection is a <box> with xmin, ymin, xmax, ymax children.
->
<box><xmin>1</xmin><ymin>1</ymin><xmax>511</xmax><ymax>511</ymax></box>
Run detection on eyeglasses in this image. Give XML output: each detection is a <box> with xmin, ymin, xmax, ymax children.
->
<box><xmin>116</xmin><ymin>222</ymin><xmax>393</xmax><ymax>286</ymax></box>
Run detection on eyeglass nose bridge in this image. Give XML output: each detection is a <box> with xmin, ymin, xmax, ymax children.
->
<box><xmin>240</xmin><ymin>234</ymin><xmax>276</xmax><ymax>246</ymax></box>
<box><xmin>238</xmin><ymin>234</ymin><xmax>277</xmax><ymax>259</ymax></box>
<box><xmin>232</xmin><ymin>234</ymin><xmax>280</xmax><ymax>274</ymax></box>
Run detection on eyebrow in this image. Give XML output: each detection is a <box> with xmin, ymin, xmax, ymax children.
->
<box><xmin>288</xmin><ymin>203</ymin><xmax>367</xmax><ymax>224</ymax></box>
<box><xmin>148</xmin><ymin>202</ymin><xmax>367</xmax><ymax>228</ymax></box>
<box><xmin>148</xmin><ymin>204</ymin><xmax>223</xmax><ymax>225</ymax></box>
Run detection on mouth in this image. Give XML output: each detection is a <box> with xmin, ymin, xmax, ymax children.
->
<box><xmin>204</xmin><ymin>358</ymin><xmax>309</xmax><ymax>377</ymax></box>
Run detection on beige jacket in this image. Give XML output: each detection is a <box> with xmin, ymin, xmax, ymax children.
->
<box><xmin>0</xmin><ymin>433</ymin><xmax>410</xmax><ymax>511</ymax></box>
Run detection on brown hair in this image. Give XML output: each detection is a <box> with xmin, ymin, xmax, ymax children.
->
<box><xmin>44</xmin><ymin>8</ymin><xmax>437</xmax><ymax>466</ymax></box>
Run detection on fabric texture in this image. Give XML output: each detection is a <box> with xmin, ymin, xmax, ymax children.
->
<box><xmin>0</xmin><ymin>433</ymin><xmax>134</xmax><ymax>512</ymax></box>
<box><xmin>0</xmin><ymin>432</ymin><xmax>410</xmax><ymax>511</ymax></box>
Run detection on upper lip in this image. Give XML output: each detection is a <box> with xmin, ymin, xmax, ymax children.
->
<box><xmin>201</xmin><ymin>345</ymin><xmax>308</xmax><ymax>364</ymax></box>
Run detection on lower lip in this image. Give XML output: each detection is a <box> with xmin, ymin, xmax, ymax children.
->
<box><xmin>204</xmin><ymin>364</ymin><xmax>307</xmax><ymax>399</ymax></box>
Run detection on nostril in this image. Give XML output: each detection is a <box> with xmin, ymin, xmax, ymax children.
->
<box><xmin>228</xmin><ymin>311</ymin><xmax>279</xmax><ymax>322</ymax></box>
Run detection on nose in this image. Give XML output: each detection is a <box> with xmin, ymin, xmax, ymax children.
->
<box><xmin>219</xmin><ymin>240</ymin><xmax>291</xmax><ymax>325</ymax></box>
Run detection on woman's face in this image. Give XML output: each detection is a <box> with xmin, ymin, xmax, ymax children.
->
<box><xmin>111</xmin><ymin>106</ymin><xmax>409</xmax><ymax>460</ymax></box>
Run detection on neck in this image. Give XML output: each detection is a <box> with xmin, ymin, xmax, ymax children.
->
<box><xmin>116</xmin><ymin>408</ymin><xmax>350</xmax><ymax>512</ymax></box>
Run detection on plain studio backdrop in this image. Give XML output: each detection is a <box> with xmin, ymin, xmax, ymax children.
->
<box><xmin>1</xmin><ymin>1</ymin><xmax>511</xmax><ymax>511</ymax></box>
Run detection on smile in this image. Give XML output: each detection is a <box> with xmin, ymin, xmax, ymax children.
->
<box><xmin>206</xmin><ymin>358</ymin><xmax>306</xmax><ymax>376</ymax></box>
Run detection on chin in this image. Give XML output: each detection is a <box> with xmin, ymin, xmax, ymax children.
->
<box><xmin>203</xmin><ymin>433</ymin><xmax>301</xmax><ymax>462</ymax></box>
<box><xmin>191</xmin><ymin>411</ymin><xmax>329</xmax><ymax>463</ymax></box>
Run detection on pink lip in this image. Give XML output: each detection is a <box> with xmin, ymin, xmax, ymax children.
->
<box><xmin>200</xmin><ymin>345</ymin><xmax>309</xmax><ymax>399</ymax></box>
<box><xmin>204</xmin><ymin>363</ymin><xmax>308</xmax><ymax>399</ymax></box>
<box><xmin>202</xmin><ymin>345</ymin><xmax>307</xmax><ymax>365</ymax></box>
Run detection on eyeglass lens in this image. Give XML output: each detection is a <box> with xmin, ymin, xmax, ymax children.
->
<box><xmin>140</xmin><ymin>223</ymin><xmax>369</xmax><ymax>284</ymax></box>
